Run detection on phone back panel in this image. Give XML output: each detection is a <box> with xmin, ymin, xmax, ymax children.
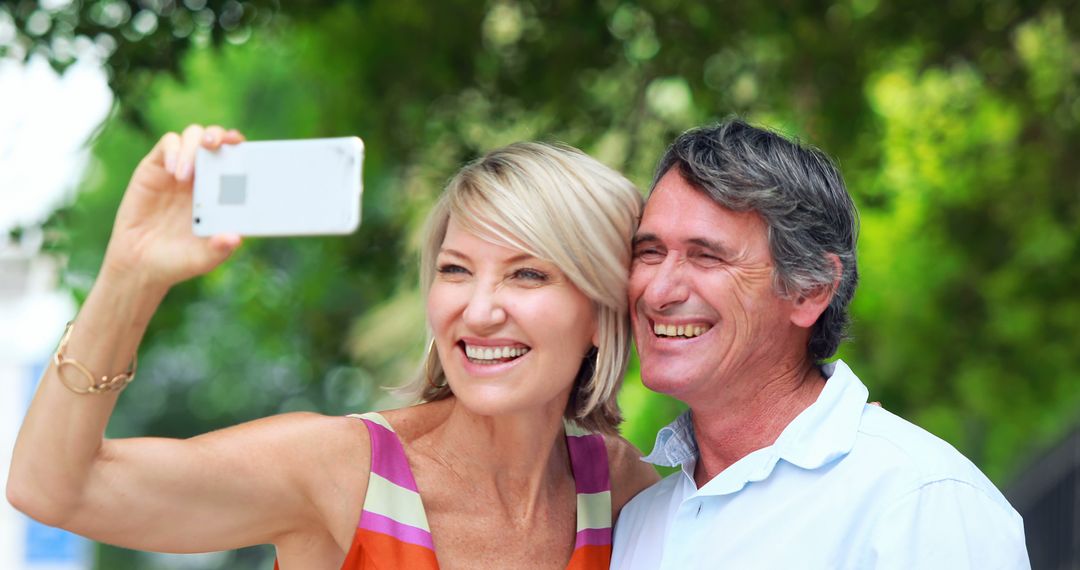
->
<box><xmin>192</xmin><ymin>137</ymin><xmax>364</xmax><ymax>236</ymax></box>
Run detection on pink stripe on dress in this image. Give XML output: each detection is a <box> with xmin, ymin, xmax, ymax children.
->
<box><xmin>566</xmin><ymin>434</ymin><xmax>610</xmax><ymax>494</ymax></box>
<box><xmin>358</xmin><ymin>510</ymin><xmax>436</xmax><ymax>549</ymax></box>
<box><xmin>363</xmin><ymin>420</ymin><xmax>421</xmax><ymax>492</ymax></box>
<box><xmin>574</xmin><ymin>527</ymin><xmax>612</xmax><ymax>548</ymax></box>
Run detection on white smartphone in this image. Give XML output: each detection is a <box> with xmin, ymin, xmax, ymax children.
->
<box><xmin>192</xmin><ymin>137</ymin><xmax>364</xmax><ymax>237</ymax></box>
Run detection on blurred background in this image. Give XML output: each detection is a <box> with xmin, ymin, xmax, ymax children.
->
<box><xmin>0</xmin><ymin>0</ymin><xmax>1077</xmax><ymax>568</ymax></box>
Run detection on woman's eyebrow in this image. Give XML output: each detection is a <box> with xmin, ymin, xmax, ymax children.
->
<box><xmin>438</xmin><ymin>248</ymin><xmax>469</xmax><ymax>260</ymax></box>
<box><xmin>505</xmin><ymin>253</ymin><xmax>537</xmax><ymax>264</ymax></box>
<box><xmin>438</xmin><ymin>248</ymin><xmax>537</xmax><ymax>265</ymax></box>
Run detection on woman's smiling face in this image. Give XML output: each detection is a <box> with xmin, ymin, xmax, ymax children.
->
<box><xmin>427</xmin><ymin>219</ymin><xmax>598</xmax><ymax>418</ymax></box>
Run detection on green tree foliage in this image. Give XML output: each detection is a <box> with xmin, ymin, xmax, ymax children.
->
<box><xmin>6</xmin><ymin>0</ymin><xmax>1079</xmax><ymax>567</ymax></box>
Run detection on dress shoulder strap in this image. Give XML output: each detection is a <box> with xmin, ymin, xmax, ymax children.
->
<box><xmin>340</xmin><ymin>412</ymin><xmax>438</xmax><ymax>569</ymax></box>
<box><xmin>564</xmin><ymin>421</ymin><xmax>612</xmax><ymax>569</ymax></box>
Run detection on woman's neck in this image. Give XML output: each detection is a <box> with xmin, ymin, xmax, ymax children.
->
<box><xmin>413</xmin><ymin>397</ymin><xmax>573</xmax><ymax>520</ymax></box>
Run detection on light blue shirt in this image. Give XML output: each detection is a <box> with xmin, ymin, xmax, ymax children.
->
<box><xmin>612</xmin><ymin>360</ymin><xmax>1029</xmax><ymax>569</ymax></box>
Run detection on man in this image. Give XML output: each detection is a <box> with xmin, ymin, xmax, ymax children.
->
<box><xmin>612</xmin><ymin>120</ymin><xmax>1029</xmax><ymax>568</ymax></box>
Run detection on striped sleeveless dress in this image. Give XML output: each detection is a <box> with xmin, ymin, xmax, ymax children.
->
<box><xmin>293</xmin><ymin>411</ymin><xmax>613</xmax><ymax>569</ymax></box>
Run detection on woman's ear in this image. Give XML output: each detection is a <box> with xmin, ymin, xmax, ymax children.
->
<box><xmin>591</xmin><ymin>306</ymin><xmax>600</xmax><ymax>347</ymax></box>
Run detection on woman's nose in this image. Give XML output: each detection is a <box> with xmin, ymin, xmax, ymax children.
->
<box><xmin>462</xmin><ymin>282</ymin><xmax>507</xmax><ymax>330</ymax></box>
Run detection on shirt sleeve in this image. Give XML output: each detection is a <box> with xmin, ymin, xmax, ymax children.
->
<box><xmin>861</xmin><ymin>478</ymin><xmax>1030</xmax><ymax>569</ymax></box>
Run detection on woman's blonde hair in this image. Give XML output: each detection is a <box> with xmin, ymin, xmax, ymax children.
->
<box><xmin>408</xmin><ymin>142</ymin><xmax>642</xmax><ymax>434</ymax></box>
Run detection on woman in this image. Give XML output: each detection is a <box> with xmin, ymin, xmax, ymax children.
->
<box><xmin>7</xmin><ymin>125</ymin><xmax>659</xmax><ymax>568</ymax></box>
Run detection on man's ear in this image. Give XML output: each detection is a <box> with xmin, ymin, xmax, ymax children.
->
<box><xmin>790</xmin><ymin>254</ymin><xmax>841</xmax><ymax>328</ymax></box>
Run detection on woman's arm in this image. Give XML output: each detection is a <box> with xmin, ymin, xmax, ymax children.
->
<box><xmin>6</xmin><ymin>125</ymin><xmax>370</xmax><ymax>554</ymax></box>
<box><xmin>11</xmin><ymin>410</ymin><xmax>368</xmax><ymax>553</ymax></box>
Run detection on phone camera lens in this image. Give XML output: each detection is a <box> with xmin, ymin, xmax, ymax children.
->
<box><xmin>194</xmin><ymin>217</ymin><xmax>201</xmax><ymax>224</ymax></box>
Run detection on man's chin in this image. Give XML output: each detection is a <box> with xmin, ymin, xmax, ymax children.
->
<box><xmin>640</xmin><ymin>367</ymin><xmax>698</xmax><ymax>398</ymax></box>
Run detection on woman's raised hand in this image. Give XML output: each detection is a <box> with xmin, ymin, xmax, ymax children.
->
<box><xmin>101</xmin><ymin>124</ymin><xmax>245</xmax><ymax>291</ymax></box>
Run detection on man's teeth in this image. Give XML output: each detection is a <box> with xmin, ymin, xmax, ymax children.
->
<box><xmin>464</xmin><ymin>344</ymin><xmax>530</xmax><ymax>361</ymax></box>
<box><xmin>653</xmin><ymin>323</ymin><xmax>710</xmax><ymax>338</ymax></box>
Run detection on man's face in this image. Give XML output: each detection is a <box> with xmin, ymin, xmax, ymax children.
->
<box><xmin>629</xmin><ymin>169</ymin><xmax>803</xmax><ymax>402</ymax></box>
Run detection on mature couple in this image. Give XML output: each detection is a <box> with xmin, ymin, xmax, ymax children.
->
<box><xmin>8</xmin><ymin>119</ymin><xmax>1028</xmax><ymax>568</ymax></box>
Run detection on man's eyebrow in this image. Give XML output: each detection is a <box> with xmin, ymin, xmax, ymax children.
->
<box><xmin>632</xmin><ymin>234</ymin><xmax>733</xmax><ymax>256</ymax></box>
<box><xmin>632</xmin><ymin>233</ymin><xmax>660</xmax><ymax>247</ymax></box>
<box><xmin>687</xmin><ymin>237</ymin><xmax>734</xmax><ymax>256</ymax></box>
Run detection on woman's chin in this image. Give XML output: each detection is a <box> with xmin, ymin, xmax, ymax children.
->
<box><xmin>446</xmin><ymin>383</ymin><xmax>567</xmax><ymax>422</ymax></box>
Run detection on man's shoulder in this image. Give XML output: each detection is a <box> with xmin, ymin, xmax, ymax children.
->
<box><xmin>842</xmin><ymin>407</ymin><xmax>1029</xmax><ymax>567</ymax></box>
<box><xmin>850</xmin><ymin>404</ymin><xmax>1007</xmax><ymax>503</ymax></box>
<box><xmin>619</xmin><ymin>470</ymin><xmax>683</xmax><ymax>518</ymax></box>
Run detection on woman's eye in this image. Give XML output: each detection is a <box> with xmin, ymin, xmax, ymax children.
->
<box><xmin>512</xmin><ymin>268</ymin><xmax>549</xmax><ymax>282</ymax></box>
<box><xmin>436</xmin><ymin>264</ymin><xmax>469</xmax><ymax>276</ymax></box>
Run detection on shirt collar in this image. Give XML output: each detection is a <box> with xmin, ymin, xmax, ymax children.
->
<box><xmin>773</xmin><ymin>360</ymin><xmax>868</xmax><ymax>470</ymax></box>
<box><xmin>641</xmin><ymin>408</ymin><xmax>697</xmax><ymax>468</ymax></box>
<box><xmin>640</xmin><ymin>360</ymin><xmax>869</xmax><ymax>491</ymax></box>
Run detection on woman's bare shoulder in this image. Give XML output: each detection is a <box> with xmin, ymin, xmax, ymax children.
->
<box><xmin>248</xmin><ymin>412</ymin><xmax>382</xmax><ymax>558</ymax></box>
<box><xmin>218</xmin><ymin>411</ymin><xmax>371</xmax><ymax>461</ymax></box>
<box><xmin>603</xmin><ymin>434</ymin><xmax>661</xmax><ymax>518</ymax></box>
<box><xmin>377</xmin><ymin>398</ymin><xmax>454</xmax><ymax>442</ymax></box>
<box><xmin>228</xmin><ymin>412</ymin><xmax>374</xmax><ymax>501</ymax></box>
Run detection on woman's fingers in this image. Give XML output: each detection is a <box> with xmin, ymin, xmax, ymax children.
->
<box><xmin>201</xmin><ymin>125</ymin><xmax>228</xmax><ymax>150</ymax></box>
<box><xmin>208</xmin><ymin>233</ymin><xmax>242</xmax><ymax>252</ymax></box>
<box><xmin>175</xmin><ymin>124</ymin><xmax>206</xmax><ymax>182</ymax></box>
<box><xmin>159</xmin><ymin>132</ymin><xmax>182</xmax><ymax>175</ymax></box>
<box><xmin>202</xmin><ymin>234</ymin><xmax>244</xmax><ymax>270</ymax></box>
<box><xmin>221</xmin><ymin>129</ymin><xmax>246</xmax><ymax>145</ymax></box>
<box><xmin>146</xmin><ymin>126</ymin><xmax>243</xmax><ymax>179</ymax></box>
<box><xmin>199</xmin><ymin>126</ymin><xmax>245</xmax><ymax>150</ymax></box>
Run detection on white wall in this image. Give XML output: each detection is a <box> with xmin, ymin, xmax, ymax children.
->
<box><xmin>0</xmin><ymin>252</ymin><xmax>87</xmax><ymax>569</ymax></box>
<box><xmin>0</xmin><ymin>39</ymin><xmax>110</xmax><ymax>569</ymax></box>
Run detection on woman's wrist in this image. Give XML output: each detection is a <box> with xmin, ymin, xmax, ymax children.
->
<box><xmin>56</xmin><ymin>269</ymin><xmax>167</xmax><ymax>384</ymax></box>
<box><xmin>96</xmin><ymin>259</ymin><xmax>172</xmax><ymax>305</ymax></box>
<box><xmin>85</xmin><ymin>265</ymin><xmax>170</xmax><ymax>330</ymax></box>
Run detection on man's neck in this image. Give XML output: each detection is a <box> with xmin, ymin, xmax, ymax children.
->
<box><xmin>689</xmin><ymin>359</ymin><xmax>826</xmax><ymax>488</ymax></box>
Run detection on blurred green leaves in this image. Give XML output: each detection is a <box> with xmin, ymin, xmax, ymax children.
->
<box><xmin>10</xmin><ymin>0</ymin><xmax>1080</xmax><ymax>566</ymax></box>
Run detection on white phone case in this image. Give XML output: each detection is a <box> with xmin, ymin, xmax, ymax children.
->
<box><xmin>192</xmin><ymin>137</ymin><xmax>364</xmax><ymax>237</ymax></box>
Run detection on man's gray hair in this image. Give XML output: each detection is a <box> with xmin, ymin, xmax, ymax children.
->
<box><xmin>652</xmin><ymin>119</ymin><xmax>859</xmax><ymax>362</ymax></box>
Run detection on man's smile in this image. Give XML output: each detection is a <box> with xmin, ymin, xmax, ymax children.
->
<box><xmin>650</xmin><ymin>320</ymin><xmax>713</xmax><ymax>339</ymax></box>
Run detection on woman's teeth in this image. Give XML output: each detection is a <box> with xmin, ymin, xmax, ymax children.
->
<box><xmin>464</xmin><ymin>344</ymin><xmax>530</xmax><ymax>363</ymax></box>
<box><xmin>653</xmin><ymin>323</ymin><xmax>710</xmax><ymax>338</ymax></box>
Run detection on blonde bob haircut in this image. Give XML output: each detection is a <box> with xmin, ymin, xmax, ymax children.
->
<box><xmin>408</xmin><ymin>141</ymin><xmax>642</xmax><ymax>434</ymax></box>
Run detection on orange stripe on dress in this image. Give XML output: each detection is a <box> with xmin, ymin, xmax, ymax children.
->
<box><xmin>345</xmin><ymin>528</ymin><xmax>440</xmax><ymax>569</ymax></box>
<box><xmin>566</xmin><ymin>544</ymin><xmax>613</xmax><ymax>570</ymax></box>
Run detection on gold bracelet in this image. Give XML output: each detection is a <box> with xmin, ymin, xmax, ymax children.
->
<box><xmin>53</xmin><ymin>321</ymin><xmax>138</xmax><ymax>394</ymax></box>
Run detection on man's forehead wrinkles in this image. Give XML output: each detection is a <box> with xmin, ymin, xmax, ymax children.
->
<box><xmin>632</xmin><ymin>231</ymin><xmax>733</xmax><ymax>253</ymax></box>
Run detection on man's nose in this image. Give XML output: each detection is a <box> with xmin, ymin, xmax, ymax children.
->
<box><xmin>462</xmin><ymin>281</ymin><xmax>507</xmax><ymax>331</ymax></box>
<box><xmin>641</xmin><ymin>252</ymin><xmax>690</xmax><ymax>311</ymax></box>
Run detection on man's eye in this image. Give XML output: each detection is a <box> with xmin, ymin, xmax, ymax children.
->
<box><xmin>634</xmin><ymin>248</ymin><xmax>665</xmax><ymax>263</ymax></box>
<box><xmin>694</xmin><ymin>253</ymin><xmax>724</xmax><ymax>266</ymax></box>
